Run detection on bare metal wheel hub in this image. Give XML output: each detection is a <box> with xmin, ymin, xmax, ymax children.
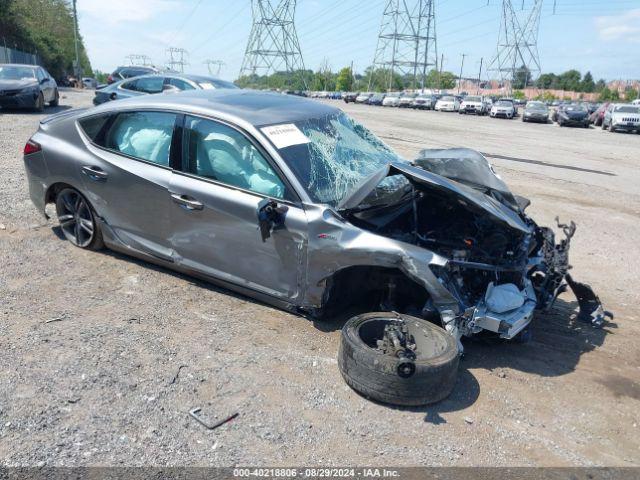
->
<box><xmin>55</xmin><ymin>189</ymin><xmax>95</xmax><ymax>248</ymax></box>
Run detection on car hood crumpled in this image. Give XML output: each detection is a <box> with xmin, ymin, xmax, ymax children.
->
<box><xmin>338</xmin><ymin>155</ymin><xmax>530</xmax><ymax>233</ymax></box>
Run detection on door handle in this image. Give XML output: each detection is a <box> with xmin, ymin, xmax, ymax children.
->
<box><xmin>81</xmin><ymin>165</ymin><xmax>108</xmax><ymax>181</ymax></box>
<box><xmin>171</xmin><ymin>193</ymin><xmax>204</xmax><ymax>211</ymax></box>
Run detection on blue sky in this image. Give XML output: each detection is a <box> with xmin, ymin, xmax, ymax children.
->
<box><xmin>77</xmin><ymin>0</ymin><xmax>640</xmax><ymax>81</ymax></box>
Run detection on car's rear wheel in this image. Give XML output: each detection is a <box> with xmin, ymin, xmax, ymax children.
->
<box><xmin>338</xmin><ymin>312</ymin><xmax>459</xmax><ymax>406</ymax></box>
<box><xmin>55</xmin><ymin>188</ymin><xmax>104</xmax><ymax>250</ymax></box>
<box><xmin>49</xmin><ymin>89</ymin><xmax>59</xmax><ymax>107</ymax></box>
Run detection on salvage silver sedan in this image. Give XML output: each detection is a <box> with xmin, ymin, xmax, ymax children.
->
<box><xmin>24</xmin><ymin>90</ymin><xmax>609</xmax><ymax>352</ymax></box>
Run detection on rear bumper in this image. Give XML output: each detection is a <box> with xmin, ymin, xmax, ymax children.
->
<box><xmin>23</xmin><ymin>152</ymin><xmax>49</xmax><ymax>216</ymax></box>
<box><xmin>0</xmin><ymin>92</ymin><xmax>39</xmax><ymax>109</ymax></box>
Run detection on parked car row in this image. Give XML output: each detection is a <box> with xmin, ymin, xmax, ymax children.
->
<box><xmin>321</xmin><ymin>89</ymin><xmax>640</xmax><ymax>134</ymax></box>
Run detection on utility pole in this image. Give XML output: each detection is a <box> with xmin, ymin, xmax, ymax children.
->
<box><xmin>203</xmin><ymin>60</ymin><xmax>225</xmax><ymax>76</ymax></box>
<box><xmin>477</xmin><ymin>57</ymin><xmax>483</xmax><ymax>94</ymax></box>
<box><xmin>458</xmin><ymin>53</ymin><xmax>467</xmax><ymax>94</ymax></box>
<box><xmin>438</xmin><ymin>53</ymin><xmax>444</xmax><ymax>91</ymax></box>
<box><xmin>240</xmin><ymin>0</ymin><xmax>307</xmax><ymax>89</ymax></box>
<box><xmin>166</xmin><ymin>47</ymin><xmax>189</xmax><ymax>73</ymax></box>
<box><xmin>71</xmin><ymin>0</ymin><xmax>82</xmax><ymax>87</ymax></box>
<box><xmin>487</xmin><ymin>0</ymin><xmax>543</xmax><ymax>94</ymax></box>
<box><xmin>125</xmin><ymin>54</ymin><xmax>153</xmax><ymax>66</ymax></box>
<box><xmin>369</xmin><ymin>0</ymin><xmax>437</xmax><ymax>92</ymax></box>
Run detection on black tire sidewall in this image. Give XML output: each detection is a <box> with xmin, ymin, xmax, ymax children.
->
<box><xmin>55</xmin><ymin>188</ymin><xmax>104</xmax><ymax>250</ymax></box>
<box><xmin>338</xmin><ymin>313</ymin><xmax>459</xmax><ymax>406</ymax></box>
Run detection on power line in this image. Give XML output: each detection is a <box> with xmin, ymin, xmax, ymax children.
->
<box><xmin>240</xmin><ymin>0</ymin><xmax>307</xmax><ymax>87</ymax></box>
<box><xmin>166</xmin><ymin>47</ymin><xmax>189</xmax><ymax>73</ymax></box>
<box><xmin>369</xmin><ymin>0</ymin><xmax>438</xmax><ymax>91</ymax></box>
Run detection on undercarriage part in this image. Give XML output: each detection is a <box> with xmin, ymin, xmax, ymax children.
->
<box><xmin>338</xmin><ymin>312</ymin><xmax>459</xmax><ymax>406</ymax></box>
<box><xmin>566</xmin><ymin>274</ymin><xmax>613</xmax><ymax>328</ymax></box>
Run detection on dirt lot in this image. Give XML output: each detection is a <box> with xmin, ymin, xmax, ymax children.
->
<box><xmin>1</xmin><ymin>89</ymin><xmax>639</xmax><ymax>467</ymax></box>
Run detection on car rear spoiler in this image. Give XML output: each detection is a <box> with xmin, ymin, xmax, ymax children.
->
<box><xmin>40</xmin><ymin>108</ymin><xmax>89</xmax><ymax>126</ymax></box>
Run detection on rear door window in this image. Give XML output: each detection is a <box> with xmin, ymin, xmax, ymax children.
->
<box><xmin>78</xmin><ymin>114</ymin><xmax>111</xmax><ymax>142</ymax></box>
<box><xmin>104</xmin><ymin>111</ymin><xmax>177</xmax><ymax>167</ymax></box>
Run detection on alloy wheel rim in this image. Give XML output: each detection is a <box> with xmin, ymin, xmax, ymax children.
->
<box><xmin>58</xmin><ymin>191</ymin><xmax>94</xmax><ymax>247</ymax></box>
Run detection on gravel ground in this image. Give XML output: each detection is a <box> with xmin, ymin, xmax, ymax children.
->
<box><xmin>0</xmin><ymin>89</ymin><xmax>639</xmax><ymax>467</ymax></box>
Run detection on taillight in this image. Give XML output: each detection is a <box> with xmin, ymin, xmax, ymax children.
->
<box><xmin>24</xmin><ymin>139</ymin><xmax>41</xmax><ymax>155</ymax></box>
<box><xmin>107</xmin><ymin>74</ymin><xmax>113</xmax><ymax>83</ymax></box>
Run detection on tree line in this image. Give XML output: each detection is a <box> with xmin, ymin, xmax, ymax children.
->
<box><xmin>236</xmin><ymin>65</ymin><xmax>457</xmax><ymax>92</ymax></box>
<box><xmin>0</xmin><ymin>0</ymin><xmax>92</xmax><ymax>79</ymax></box>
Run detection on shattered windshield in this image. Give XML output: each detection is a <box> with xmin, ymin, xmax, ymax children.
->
<box><xmin>267</xmin><ymin>112</ymin><xmax>406</xmax><ymax>206</ymax></box>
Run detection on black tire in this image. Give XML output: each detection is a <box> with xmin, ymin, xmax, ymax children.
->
<box><xmin>338</xmin><ymin>312</ymin><xmax>459</xmax><ymax>406</ymax></box>
<box><xmin>35</xmin><ymin>92</ymin><xmax>45</xmax><ymax>112</ymax></box>
<box><xmin>55</xmin><ymin>187</ymin><xmax>104</xmax><ymax>250</ymax></box>
<box><xmin>49</xmin><ymin>89</ymin><xmax>59</xmax><ymax>107</ymax></box>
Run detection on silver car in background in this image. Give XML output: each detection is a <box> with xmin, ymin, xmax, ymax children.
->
<box><xmin>602</xmin><ymin>103</ymin><xmax>640</xmax><ymax>133</ymax></box>
<box><xmin>23</xmin><ymin>89</ymin><xmax>609</xmax><ymax>352</ymax></box>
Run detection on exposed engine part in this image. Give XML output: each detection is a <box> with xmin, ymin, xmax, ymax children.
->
<box><xmin>376</xmin><ymin>316</ymin><xmax>417</xmax><ymax>378</ymax></box>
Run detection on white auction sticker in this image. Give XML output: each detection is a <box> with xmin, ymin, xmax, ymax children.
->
<box><xmin>260</xmin><ymin>123</ymin><xmax>310</xmax><ymax>149</ymax></box>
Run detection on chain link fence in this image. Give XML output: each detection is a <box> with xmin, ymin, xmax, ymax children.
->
<box><xmin>0</xmin><ymin>38</ymin><xmax>41</xmax><ymax>65</ymax></box>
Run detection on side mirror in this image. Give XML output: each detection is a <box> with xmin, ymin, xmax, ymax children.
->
<box><xmin>257</xmin><ymin>199</ymin><xmax>288</xmax><ymax>242</ymax></box>
<box><xmin>40</xmin><ymin>78</ymin><xmax>48</xmax><ymax>85</ymax></box>
<box><xmin>109</xmin><ymin>92</ymin><xmax>117</xmax><ymax>100</ymax></box>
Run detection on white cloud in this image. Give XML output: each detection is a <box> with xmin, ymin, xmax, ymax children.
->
<box><xmin>78</xmin><ymin>0</ymin><xmax>178</xmax><ymax>25</ymax></box>
<box><xmin>595</xmin><ymin>8</ymin><xmax>640</xmax><ymax>43</ymax></box>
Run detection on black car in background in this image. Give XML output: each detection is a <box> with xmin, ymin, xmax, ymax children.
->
<box><xmin>0</xmin><ymin>63</ymin><xmax>59</xmax><ymax>111</ymax></box>
<box><xmin>343</xmin><ymin>92</ymin><xmax>358</xmax><ymax>103</ymax></box>
<box><xmin>107</xmin><ymin>66</ymin><xmax>160</xmax><ymax>84</ymax></box>
<box><xmin>368</xmin><ymin>93</ymin><xmax>386</xmax><ymax>105</ymax></box>
<box><xmin>556</xmin><ymin>104</ymin><xmax>590</xmax><ymax>128</ymax></box>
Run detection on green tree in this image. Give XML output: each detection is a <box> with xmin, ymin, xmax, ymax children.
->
<box><xmin>625</xmin><ymin>87</ymin><xmax>639</xmax><ymax>102</ymax></box>
<box><xmin>0</xmin><ymin>0</ymin><xmax>93</xmax><ymax>78</ymax></box>
<box><xmin>512</xmin><ymin>65</ymin><xmax>532</xmax><ymax>89</ymax></box>
<box><xmin>581</xmin><ymin>71</ymin><xmax>595</xmax><ymax>93</ymax></box>
<box><xmin>336</xmin><ymin>67</ymin><xmax>353</xmax><ymax>91</ymax></box>
<box><xmin>512</xmin><ymin>90</ymin><xmax>526</xmax><ymax>100</ymax></box>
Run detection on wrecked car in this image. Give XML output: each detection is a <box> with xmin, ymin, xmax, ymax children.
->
<box><xmin>23</xmin><ymin>89</ymin><xmax>610</xmax><ymax>405</ymax></box>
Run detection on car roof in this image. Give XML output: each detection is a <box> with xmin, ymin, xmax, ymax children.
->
<box><xmin>89</xmin><ymin>88</ymin><xmax>340</xmax><ymax>127</ymax></box>
<box><xmin>0</xmin><ymin>63</ymin><xmax>39</xmax><ymax>68</ymax></box>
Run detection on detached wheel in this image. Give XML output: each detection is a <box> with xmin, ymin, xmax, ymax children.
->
<box><xmin>55</xmin><ymin>188</ymin><xmax>104</xmax><ymax>250</ymax></box>
<box><xmin>338</xmin><ymin>312</ymin><xmax>459</xmax><ymax>406</ymax></box>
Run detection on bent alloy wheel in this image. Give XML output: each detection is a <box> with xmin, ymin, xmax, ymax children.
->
<box><xmin>55</xmin><ymin>188</ymin><xmax>103</xmax><ymax>250</ymax></box>
<box><xmin>338</xmin><ymin>312</ymin><xmax>459</xmax><ymax>406</ymax></box>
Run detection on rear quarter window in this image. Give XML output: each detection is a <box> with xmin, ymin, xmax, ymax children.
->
<box><xmin>78</xmin><ymin>115</ymin><xmax>111</xmax><ymax>142</ymax></box>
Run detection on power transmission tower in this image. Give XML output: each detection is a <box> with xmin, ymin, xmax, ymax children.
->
<box><xmin>203</xmin><ymin>60</ymin><xmax>225</xmax><ymax>77</ymax></box>
<box><xmin>369</xmin><ymin>0</ymin><xmax>437</xmax><ymax>92</ymax></box>
<box><xmin>240</xmin><ymin>0</ymin><xmax>306</xmax><ymax>87</ymax></box>
<box><xmin>166</xmin><ymin>47</ymin><xmax>189</xmax><ymax>73</ymax></box>
<box><xmin>487</xmin><ymin>0</ymin><xmax>543</xmax><ymax>92</ymax></box>
<box><xmin>125</xmin><ymin>54</ymin><xmax>153</xmax><ymax>66</ymax></box>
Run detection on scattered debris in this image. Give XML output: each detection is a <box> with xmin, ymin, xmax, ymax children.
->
<box><xmin>169</xmin><ymin>365</ymin><xmax>188</xmax><ymax>385</ymax></box>
<box><xmin>67</xmin><ymin>397</ymin><xmax>81</xmax><ymax>404</ymax></box>
<box><xmin>189</xmin><ymin>407</ymin><xmax>239</xmax><ymax>431</ymax></box>
<box><xmin>464</xmin><ymin>417</ymin><xmax>474</xmax><ymax>424</ymax></box>
<box><xmin>498</xmin><ymin>371</ymin><xmax>507</xmax><ymax>378</ymax></box>
<box><xmin>45</xmin><ymin>315</ymin><xmax>67</xmax><ymax>324</ymax></box>
<box><xmin>0</xmin><ymin>223</ymin><xmax>6</xmax><ymax>230</ymax></box>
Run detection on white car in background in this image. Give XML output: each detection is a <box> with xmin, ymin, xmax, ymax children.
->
<box><xmin>602</xmin><ymin>103</ymin><xmax>640</xmax><ymax>133</ymax></box>
<box><xmin>434</xmin><ymin>95</ymin><xmax>460</xmax><ymax>112</ymax></box>
<box><xmin>355</xmin><ymin>92</ymin><xmax>373</xmax><ymax>104</ymax></box>
<box><xmin>399</xmin><ymin>93</ymin><xmax>417</xmax><ymax>108</ymax></box>
<box><xmin>459</xmin><ymin>95</ymin><xmax>487</xmax><ymax>115</ymax></box>
<box><xmin>382</xmin><ymin>92</ymin><xmax>402</xmax><ymax>107</ymax></box>
<box><xmin>490</xmin><ymin>100</ymin><xmax>516</xmax><ymax>119</ymax></box>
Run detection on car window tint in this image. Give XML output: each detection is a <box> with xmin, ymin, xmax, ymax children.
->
<box><xmin>183</xmin><ymin>116</ymin><xmax>286</xmax><ymax>199</ymax></box>
<box><xmin>168</xmin><ymin>78</ymin><xmax>195</xmax><ymax>90</ymax></box>
<box><xmin>120</xmin><ymin>79</ymin><xmax>138</xmax><ymax>91</ymax></box>
<box><xmin>36</xmin><ymin>68</ymin><xmax>45</xmax><ymax>82</ymax></box>
<box><xmin>78</xmin><ymin>115</ymin><xmax>110</xmax><ymax>142</ymax></box>
<box><xmin>105</xmin><ymin>111</ymin><xmax>176</xmax><ymax>166</ymax></box>
<box><xmin>134</xmin><ymin>77</ymin><xmax>164</xmax><ymax>94</ymax></box>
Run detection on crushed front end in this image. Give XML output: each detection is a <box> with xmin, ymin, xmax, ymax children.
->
<box><xmin>338</xmin><ymin>148</ymin><xmax>611</xmax><ymax>349</ymax></box>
